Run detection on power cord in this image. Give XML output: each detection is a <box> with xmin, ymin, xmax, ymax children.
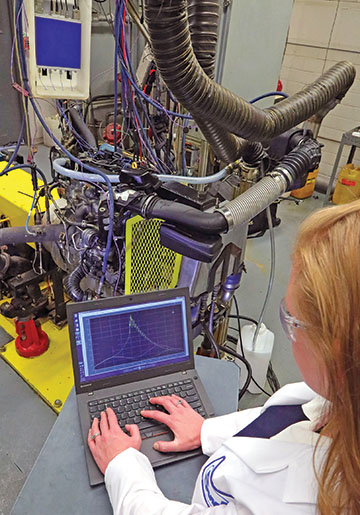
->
<box><xmin>232</xmin><ymin>296</ymin><xmax>279</xmax><ymax>395</ymax></box>
<box><xmin>203</xmin><ymin>324</ymin><xmax>252</xmax><ymax>401</ymax></box>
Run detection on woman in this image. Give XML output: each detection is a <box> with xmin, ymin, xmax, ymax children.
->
<box><xmin>88</xmin><ymin>200</ymin><xmax>360</xmax><ymax>514</ymax></box>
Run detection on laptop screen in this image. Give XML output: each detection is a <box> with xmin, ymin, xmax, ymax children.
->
<box><xmin>72</xmin><ymin>296</ymin><xmax>190</xmax><ymax>384</ymax></box>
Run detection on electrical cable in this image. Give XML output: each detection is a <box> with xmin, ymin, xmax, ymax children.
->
<box><xmin>118</xmin><ymin>2</ymin><xmax>172</xmax><ymax>173</ymax></box>
<box><xmin>12</xmin><ymin>1</ymin><xmax>33</xmax><ymax>163</ymax></box>
<box><xmin>226</xmin><ymin>335</ymin><xmax>270</xmax><ymax>398</ymax></box>
<box><xmin>113</xmin><ymin>1</ymin><xmax>120</xmax><ymax>153</ymax></box>
<box><xmin>1</xmin><ymin>117</ymin><xmax>25</xmax><ymax>174</ymax></box>
<box><xmin>25</xmin><ymin>189</ymin><xmax>38</xmax><ymax>235</ymax></box>
<box><xmin>218</xmin><ymin>343</ymin><xmax>252</xmax><ymax>401</ymax></box>
<box><xmin>203</xmin><ymin>323</ymin><xmax>220</xmax><ymax>359</ymax></box>
<box><xmin>182</xmin><ymin>116</ymin><xmax>189</xmax><ymax>176</ymax></box>
<box><xmin>232</xmin><ymin>296</ymin><xmax>272</xmax><ymax>397</ymax></box>
<box><xmin>0</xmin><ymin>163</ymin><xmax>51</xmax><ymax>225</ymax></box>
<box><xmin>229</xmin><ymin>314</ymin><xmax>258</xmax><ymax>326</ymax></box>
<box><xmin>0</xmin><ymin>163</ymin><xmax>47</xmax><ymax>184</ymax></box>
<box><xmin>229</xmin><ymin>311</ymin><xmax>280</xmax><ymax>394</ymax></box>
<box><xmin>233</xmin><ymin>296</ymin><xmax>242</xmax><ymax>340</ymax></box>
<box><xmin>15</xmin><ymin>0</ymin><xmax>114</xmax><ymax>295</ymax></box>
<box><xmin>204</xmin><ymin>321</ymin><xmax>255</xmax><ymax>401</ymax></box>
<box><xmin>249</xmin><ymin>91</ymin><xmax>289</xmax><ymax>104</ymax></box>
<box><xmin>116</xmin><ymin>1</ymin><xmax>155</xmax><ymax>166</ymax></box>
<box><xmin>56</xmin><ymin>101</ymin><xmax>95</xmax><ymax>153</ymax></box>
<box><xmin>114</xmin><ymin>1</ymin><xmax>192</xmax><ymax>121</ymax></box>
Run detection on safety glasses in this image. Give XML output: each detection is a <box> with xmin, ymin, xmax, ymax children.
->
<box><xmin>279</xmin><ymin>298</ymin><xmax>306</xmax><ymax>342</ymax></box>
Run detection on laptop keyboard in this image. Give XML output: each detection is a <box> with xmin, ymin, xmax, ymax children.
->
<box><xmin>87</xmin><ymin>379</ymin><xmax>206</xmax><ymax>440</ymax></box>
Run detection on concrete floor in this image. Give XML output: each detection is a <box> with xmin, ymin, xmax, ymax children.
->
<box><xmin>0</xmin><ymin>147</ymin><xmax>324</xmax><ymax>512</ymax></box>
<box><xmin>238</xmin><ymin>195</ymin><xmax>322</xmax><ymax>409</ymax></box>
<box><xmin>0</xmin><ymin>335</ymin><xmax>56</xmax><ymax>515</ymax></box>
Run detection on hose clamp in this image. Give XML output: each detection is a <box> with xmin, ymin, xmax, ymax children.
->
<box><xmin>141</xmin><ymin>194</ymin><xmax>158</xmax><ymax>218</ymax></box>
<box><xmin>215</xmin><ymin>206</ymin><xmax>234</xmax><ymax>232</ymax></box>
<box><xmin>271</xmin><ymin>167</ymin><xmax>293</xmax><ymax>189</ymax></box>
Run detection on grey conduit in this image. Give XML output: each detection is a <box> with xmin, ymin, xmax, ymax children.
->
<box><xmin>145</xmin><ymin>0</ymin><xmax>356</xmax><ymax>143</ymax></box>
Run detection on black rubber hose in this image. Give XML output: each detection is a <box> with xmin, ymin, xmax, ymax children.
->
<box><xmin>139</xmin><ymin>139</ymin><xmax>321</xmax><ymax>234</ymax></box>
<box><xmin>141</xmin><ymin>197</ymin><xmax>228</xmax><ymax>234</ymax></box>
<box><xmin>64</xmin><ymin>265</ymin><xmax>88</xmax><ymax>302</ymax></box>
<box><xmin>69</xmin><ymin>107</ymin><xmax>98</xmax><ymax>151</ymax></box>
<box><xmin>145</xmin><ymin>0</ymin><xmax>356</xmax><ymax>142</ymax></box>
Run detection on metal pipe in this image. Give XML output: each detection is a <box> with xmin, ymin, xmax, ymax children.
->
<box><xmin>215</xmin><ymin>0</ymin><xmax>232</xmax><ymax>84</ymax></box>
<box><xmin>0</xmin><ymin>224</ymin><xmax>64</xmax><ymax>245</ymax></box>
<box><xmin>127</xmin><ymin>0</ymin><xmax>151</xmax><ymax>46</ymax></box>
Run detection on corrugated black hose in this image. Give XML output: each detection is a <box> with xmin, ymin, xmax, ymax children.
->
<box><xmin>144</xmin><ymin>0</ymin><xmax>355</xmax><ymax>145</ymax></box>
<box><xmin>187</xmin><ymin>0</ymin><xmax>219</xmax><ymax>79</ymax></box>
<box><xmin>64</xmin><ymin>265</ymin><xmax>88</xmax><ymax>302</ymax></box>
<box><xmin>187</xmin><ymin>0</ymin><xmax>247</xmax><ymax>163</ymax></box>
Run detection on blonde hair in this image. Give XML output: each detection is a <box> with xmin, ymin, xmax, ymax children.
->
<box><xmin>293</xmin><ymin>200</ymin><xmax>360</xmax><ymax>514</ymax></box>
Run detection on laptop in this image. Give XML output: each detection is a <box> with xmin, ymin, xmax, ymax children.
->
<box><xmin>67</xmin><ymin>287</ymin><xmax>215</xmax><ymax>486</ymax></box>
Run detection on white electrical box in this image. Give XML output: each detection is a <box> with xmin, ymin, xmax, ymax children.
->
<box><xmin>25</xmin><ymin>0</ymin><xmax>92</xmax><ymax>99</ymax></box>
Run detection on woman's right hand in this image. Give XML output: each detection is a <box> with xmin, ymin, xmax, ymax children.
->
<box><xmin>140</xmin><ymin>394</ymin><xmax>205</xmax><ymax>453</ymax></box>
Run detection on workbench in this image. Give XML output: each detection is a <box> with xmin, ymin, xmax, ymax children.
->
<box><xmin>11</xmin><ymin>355</ymin><xmax>240</xmax><ymax>514</ymax></box>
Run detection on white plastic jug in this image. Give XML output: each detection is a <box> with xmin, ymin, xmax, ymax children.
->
<box><xmin>236</xmin><ymin>323</ymin><xmax>274</xmax><ymax>394</ymax></box>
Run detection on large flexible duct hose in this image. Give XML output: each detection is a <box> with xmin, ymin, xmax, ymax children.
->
<box><xmin>195</xmin><ymin>117</ymin><xmax>245</xmax><ymax>163</ymax></box>
<box><xmin>145</xmin><ymin>0</ymin><xmax>355</xmax><ymax>143</ymax></box>
<box><xmin>187</xmin><ymin>0</ymin><xmax>246</xmax><ymax>162</ymax></box>
<box><xmin>187</xmin><ymin>0</ymin><xmax>219</xmax><ymax>79</ymax></box>
<box><xmin>64</xmin><ymin>265</ymin><xmax>88</xmax><ymax>302</ymax></box>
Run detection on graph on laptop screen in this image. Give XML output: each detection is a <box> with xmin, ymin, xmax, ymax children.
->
<box><xmin>73</xmin><ymin>297</ymin><xmax>190</xmax><ymax>383</ymax></box>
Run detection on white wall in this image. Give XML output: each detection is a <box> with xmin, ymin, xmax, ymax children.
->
<box><xmin>280</xmin><ymin>0</ymin><xmax>360</xmax><ymax>181</ymax></box>
<box><xmin>221</xmin><ymin>0</ymin><xmax>293</xmax><ymax>106</ymax></box>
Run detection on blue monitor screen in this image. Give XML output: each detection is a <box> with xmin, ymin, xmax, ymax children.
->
<box><xmin>35</xmin><ymin>16</ymin><xmax>81</xmax><ymax>69</ymax></box>
<box><xmin>73</xmin><ymin>297</ymin><xmax>189</xmax><ymax>384</ymax></box>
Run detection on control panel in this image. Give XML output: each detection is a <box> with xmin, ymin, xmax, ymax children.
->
<box><xmin>25</xmin><ymin>0</ymin><xmax>91</xmax><ymax>99</ymax></box>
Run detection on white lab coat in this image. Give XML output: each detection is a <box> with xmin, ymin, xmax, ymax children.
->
<box><xmin>105</xmin><ymin>382</ymin><xmax>330</xmax><ymax>514</ymax></box>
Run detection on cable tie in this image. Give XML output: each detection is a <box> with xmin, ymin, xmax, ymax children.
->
<box><xmin>12</xmin><ymin>82</ymin><xmax>29</xmax><ymax>97</ymax></box>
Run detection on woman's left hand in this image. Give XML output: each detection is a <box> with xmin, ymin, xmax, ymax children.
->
<box><xmin>88</xmin><ymin>407</ymin><xmax>141</xmax><ymax>474</ymax></box>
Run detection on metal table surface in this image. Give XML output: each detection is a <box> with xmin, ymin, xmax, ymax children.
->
<box><xmin>11</xmin><ymin>356</ymin><xmax>239</xmax><ymax>515</ymax></box>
